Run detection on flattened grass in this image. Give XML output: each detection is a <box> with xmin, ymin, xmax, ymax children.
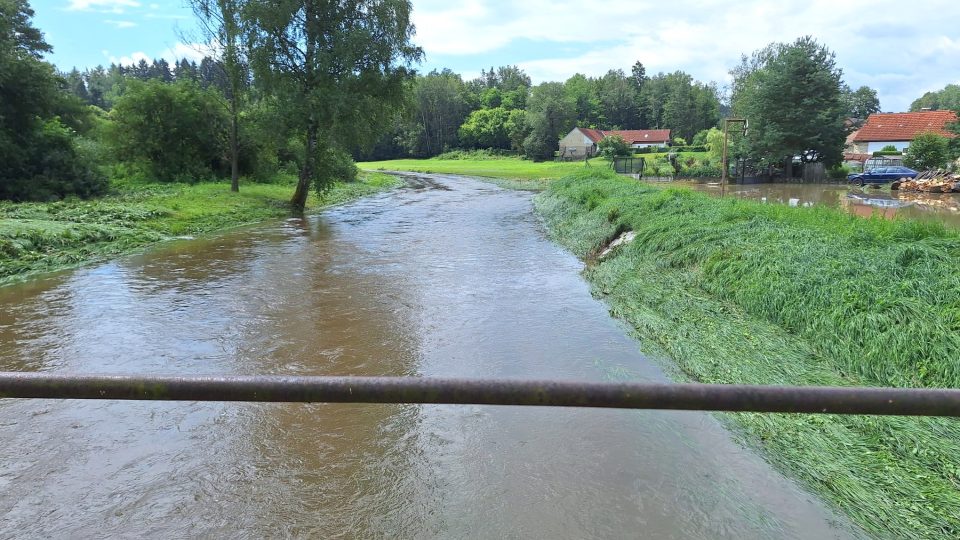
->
<box><xmin>0</xmin><ymin>172</ymin><xmax>400</xmax><ymax>284</ymax></box>
<box><xmin>535</xmin><ymin>169</ymin><xmax>960</xmax><ymax>539</ymax></box>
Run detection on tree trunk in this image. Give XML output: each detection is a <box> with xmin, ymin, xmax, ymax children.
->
<box><xmin>290</xmin><ymin>122</ymin><xmax>317</xmax><ymax>212</ymax></box>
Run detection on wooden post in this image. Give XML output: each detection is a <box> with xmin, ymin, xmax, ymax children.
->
<box><xmin>721</xmin><ymin>119</ymin><xmax>730</xmax><ymax>185</ymax></box>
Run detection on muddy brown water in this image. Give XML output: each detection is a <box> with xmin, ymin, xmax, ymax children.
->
<box><xmin>0</xmin><ymin>174</ymin><xmax>863</xmax><ymax>538</ymax></box>
<box><xmin>663</xmin><ymin>179</ymin><xmax>960</xmax><ymax>228</ymax></box>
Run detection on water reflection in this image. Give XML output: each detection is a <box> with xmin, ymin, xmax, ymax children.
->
<box><xmin>659</xmin><ymin>180</ymin><xmax>960</xmax><ymax>228</ymax></box>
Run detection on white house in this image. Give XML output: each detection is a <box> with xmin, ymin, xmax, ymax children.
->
<box><xmin>558</xmin><ymin>127</ymin><xmax>672</xmax><ymax>158</ymax></box>
<box><xmin>848</xmin><ymin>110</ymin><xmax>958</xmax><ymax>154</ymax></box>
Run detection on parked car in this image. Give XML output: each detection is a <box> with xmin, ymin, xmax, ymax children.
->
<box><xmin>847</xmin><ymin>166</ymin><xmax>918</xmax><ymax>186</ymax></box>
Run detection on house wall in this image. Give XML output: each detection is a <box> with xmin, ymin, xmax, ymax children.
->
<box><xmin>630</xmin><ymin>142</ymin><xmax>665</xmax><ymax>149</ymax></box>
<box><xmin>866</xmin><ymin>140</ymin><xmax>910</xmax><ymax>153</ymax></box>
<box><xmin>847</xmin><ymin>141</ymin><xmax>869</xmax><ymax>154</ymax></box>
<box><xmin>558</xmin><ymin>129</ymin><xmax>596</xmax><ymax>157</ymax></box>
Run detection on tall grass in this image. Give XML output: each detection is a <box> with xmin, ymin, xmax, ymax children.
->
<box><xmin>535</xmin><ymin>169</ymin><xmax>960</xmax><ymax>539</ymax></box>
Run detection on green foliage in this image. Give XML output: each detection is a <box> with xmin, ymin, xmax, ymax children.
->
<box><xmin>639</xmin><ymin>71</ymin><xmax>721</xmax><ymax>141</ymax></box>
<box><xmin>910</xmin><ymin>84</ymin><xmax>960</xmax><ymax>112</ymax></box>
<box><xmin>432</xmin><ymin>149</ymin><xmax>516</xmax><ymax>160</ymax></box>
<box><xmin>536</xmin><ymin>171</ymin><xmax>960</xmax><ymax>539</ymax></box>
<box><xmin>880</xmin><ymin>144</ymin><xmax>899</xmax><ymax>152</ymax></box>
<box><xmin>108</xmin><ymin>80</ymin><xmax>229</xmax><ymax>181</ymax></box>
<box><xmin>457</xmin><ymin>107</ymin><xmax>522</xmax><ymax>150</ymax></box>
<box><xmin>841</xmin><ymin>85</ymin><xmax>881</xmax><ymax>119</ymax></box>
<box><xmin>672</xmin><ymin>136</ymin><xmax>687</xmax><ymax>146</ymax></box>
<box><xmin>731</xmin><ymin>36</ymin><xmax>846</xmax><ymax>166</ymax></box>
<box><xmin>705</xmin><ymin>127</ymin><xmax>725</xmax><ymax>162</ymax></box>
<box><xmin>0</xmin><ymin>0</ymin><xmax>106</xmax><ymax>201</ymax></box>
<box><xmin>597</xmin><ymin>134</ymin><xmax>631</xmax><ymax>158</ymax></box>
<box><xmin>523</xmin><ymin>82</ymin><xmax>576</xmax><ymax>161</ymax></box>
<box><xmin>827</xmin><ymin>164</ymin><xmax>850</xmax><ymax>179</ymax></box>
<box><xmin>903</xmin><ymin>132</ymin><xmax>950</xmax><ymax>170</ymax></box>
<box><xmin>314</xmin><ymin>146</ymin><xmax>358</xmax><ymax>192</ymax></box>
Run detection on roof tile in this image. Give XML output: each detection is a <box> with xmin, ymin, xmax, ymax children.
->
<box><xmin>853</xmin><ymin>111</ymin><xmax>958</xmax><ymax>142</ymax></box>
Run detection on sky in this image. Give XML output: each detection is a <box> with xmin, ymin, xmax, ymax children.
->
<box><xmin>33</xmin><ymin>0</ymin><xmax>960</xmax><ymax>112</ymax></box>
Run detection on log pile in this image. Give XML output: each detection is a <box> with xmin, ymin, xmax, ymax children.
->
<box><xmin>892</xmin><ymin>170</ymin><xmax>960</xmax><ymax>193</ymax></box>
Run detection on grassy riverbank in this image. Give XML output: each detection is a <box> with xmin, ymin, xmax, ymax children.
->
<box><xmin>535</xmin><ymin>169</ymin><xmax>960</xmax><ymax>539</ymax></box>
<box><xmin>358</xmin><ymin>157</ymin><xmax>602</xmax><ymax>183</ymax></box>
<box><xmin>0</xmin><ymin>172</ymin><xmax>400</xmax><ymax>285</ymax></box>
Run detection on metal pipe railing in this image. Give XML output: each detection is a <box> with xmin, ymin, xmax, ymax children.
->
<box><xmin>1</xmin><ymin>372</ymin><xmax>959</xmax><ymax>416</ymax></box>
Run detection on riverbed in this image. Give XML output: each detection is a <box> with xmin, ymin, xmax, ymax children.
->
<box><xmin>0</xmin><ymin>174</ymin><xmax>862</xmax><ymax>538</ymax></box>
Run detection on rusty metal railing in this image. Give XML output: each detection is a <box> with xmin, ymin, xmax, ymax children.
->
<box><xmin>2</xmin><ymin>373</ymin><xmax>960</xmax><ymax>416</ymax></box>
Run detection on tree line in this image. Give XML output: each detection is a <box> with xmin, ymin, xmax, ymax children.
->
<box><xmin>7</xmin><ymin>0</ymin><xmax>955</xmax><ymax>205</ymax></box>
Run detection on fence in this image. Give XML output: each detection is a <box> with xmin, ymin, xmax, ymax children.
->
<box><xmin>611</xmin><ymin>156</ymin><xmax>645</xmax><ymax>175</ymax></box>
<box><xmin>2</xmin><ymin>373</ymin><xmax>960</xmax><ymax>416</ymax></box>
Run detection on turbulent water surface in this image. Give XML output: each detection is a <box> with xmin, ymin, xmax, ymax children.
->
<box><xmin>0</xmin><ymin>174</ymin><xmax>863</xmax><ymax>538</ymax></box>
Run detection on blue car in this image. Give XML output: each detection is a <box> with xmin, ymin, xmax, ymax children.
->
<box><xmin>847</xmin><ymin>166</ymin><xmax>918</xmax><ymax>186</ymax></box>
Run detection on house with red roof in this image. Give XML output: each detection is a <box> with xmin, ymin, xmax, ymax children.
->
<box><xmin>558</xmin><ymin>127</ymin><xmax>671</xmax><ymax>158</ymax></box>
<box><xmin>848</xmin><ymin>110</ymin><xmax>957</xmax><ymax>154</ymax></box>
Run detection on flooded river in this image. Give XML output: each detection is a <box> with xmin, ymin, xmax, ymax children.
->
<box><xmin>665</xmin><ymin>180</ymin><xmax>960</xmax><ymax>228</ymax></box>
<box><xmin>0</xmin><ymin>174</ymin><xmax>861</xmax><ymax>538</ymax></box>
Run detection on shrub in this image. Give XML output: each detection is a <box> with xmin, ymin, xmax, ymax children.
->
<box><xmin>0</xmin><ymin>119</ymin><xmax>108</xmax><ymax>201</ymax></box>
<box><xmin>598</xmin><ymin>134</ymin><xmax>631</xmax><ymax>158</ymax></box>
<box><xmin>827</xmin><ymin>164</ymin><xmax>851</xmax><ymax>180</ymax></box>
<box><xmin>108</xmin><ymin>80</ymin><xmax>229</xmax><ymax>181</ymax></box>
<box><xmin>904</xmin><ymin>132</ymin><xmax>950</xmax><ymax>170</ymax></box>
<box><xmin>880</xmin><ymin>144</ymin><xmax>899</xmax><ymax>152</ymax></box>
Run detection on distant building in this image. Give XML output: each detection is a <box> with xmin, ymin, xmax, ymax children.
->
<box><xmin>558</xmin><ymin>127</ymin><xmax>672</xmax><ymax>158</ymax></box>
<box><xmin>848</xmin><ymin>110</ymin><xmax>958</xmax><ymax>154</ymax></box>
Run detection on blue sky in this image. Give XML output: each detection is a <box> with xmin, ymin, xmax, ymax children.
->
<box><xmin>33</xmin><ymin>0</ymin><xmax>960</xmax><ymax>112</ymax></box>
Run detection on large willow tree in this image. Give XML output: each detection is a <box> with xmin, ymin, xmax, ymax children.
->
<box><xmin>247</xmin><ymin>0</ymin><xmax>421</xmax><ymax>211</ymax></box>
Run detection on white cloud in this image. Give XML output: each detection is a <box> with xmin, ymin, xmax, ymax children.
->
<box><xmin>157</xmin><ymin>41</ymin><xmax>219</xmax><ymax>63</ymax></box>
<box><xmin>68</xmin><ymin>0</ymin><xmax>140</xmax><ymax>13</ymax></box>
<box><xmin>104</xmin><ymin>40</ymin><xmax>219</xmax><ymax>68</ymax></box>
<box><xmin>412</xmin><ymin>0</ymin><xmax>960</xmax><ymax>111</ymax></box>
<box><xmin>103</xmin><ymin>19</ymin><xmax>137</xmax><ymax>29</ymax></box>
<box><xmin>108</xmin><ymin>51</ymin><xmax>150</xmax><ymax>66</ymax></box>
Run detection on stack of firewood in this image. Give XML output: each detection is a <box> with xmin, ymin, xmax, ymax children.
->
<box><xmin>892</xmin><ymin>169</ymin><xmax>960</xmax><ymax>193</ymax></box>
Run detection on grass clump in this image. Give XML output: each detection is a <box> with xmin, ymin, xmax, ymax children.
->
<box><xmin>535</xmin><ymin>169</ymin><xmax>960</xmax><ymax>539</ymax></box>
<box><xmin>0</xmin><ymin>172</ymin><xmax>400</xmax><ymax>285</ymax></box>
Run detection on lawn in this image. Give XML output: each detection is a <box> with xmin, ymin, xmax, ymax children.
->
<box><xmin>358</xmin><ymin>157</ymin><xmax>607</xmax><ymax>182</ymax></box>
<box><xmin>536</xmin><ymin>168</ymin><xmax>960</xmax><ymax>539</ymax></box>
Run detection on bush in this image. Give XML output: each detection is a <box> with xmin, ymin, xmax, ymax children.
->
<box><xmin>904</xmin><ymin>132</ymin><xmax>950</xmax><ymax>170</ymax></box>
<box><xmin>828</xmin><ymin>164</ymin><xmax>851</xmax><ymax>180</ymax></box>
<box><xmin>314</xmin><ymin>146</ymin><xmax>358</xmax><ymax>192</ymax></box>
<box><xmin>108</xmin><ymin>80</ymin><xmax>229</xmax><ymax>181</ymax></box>
<box><xmin>880</xmin><ymin>144</ymin><xmax>899</xmax><ymax>152</ymax></box>
<box><xmin>0</xmin><ymin>119</ymin><xmax>108</xmax><ymax>201</ymax></box>
<box><xmin>598</xmin><ymin>134</ymin><xmax>631</xmax><ymax>158</ymax></box>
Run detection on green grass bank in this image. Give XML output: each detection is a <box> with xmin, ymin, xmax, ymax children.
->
<box><xmin>535</xmin><ymin>169</ymin><xmax>960</xmax><ymax>539</ymax></box>
<box><xmin>0</xmin><ymin>172</ymin><xmax>400</xmax><ymax>286</ymax></box>
<box><xmin>358</xmin><ymin>156</ymin><xmax>601</xmax><ymax>184</ymax></box>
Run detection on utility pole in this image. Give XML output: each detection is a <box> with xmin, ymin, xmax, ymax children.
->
<box><xmin>721</xmin><ymin>118</ymin><xmax>748</xmax><ymax>186</ymax></box>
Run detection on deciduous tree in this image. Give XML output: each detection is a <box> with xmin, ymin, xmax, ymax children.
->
<box><xmin>730</xmin><ymin>36</ymin><xmax>846</xmax><ymax>167</ymax></box>
<box><xmin>246</xmin><ymin>0</ymin><xmax>421</xmax><ymax>211</ymax></box>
